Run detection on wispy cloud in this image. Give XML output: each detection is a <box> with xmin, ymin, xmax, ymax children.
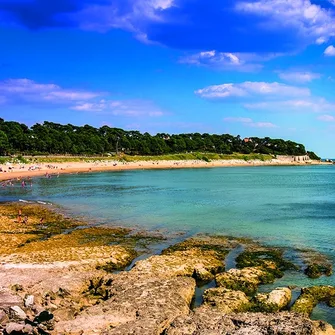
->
<box><xmin>179</xmin><ymin>51</ymin><xmax>280</xmax><ymax>72</ymax></box>
<box><xmin>0</xmin><ymin>79</ymin><xmax>100</xmax><ymax>104</ymax></box>
<box><xmin>71</xmin><ymin>99</ymin><xmax>164</xmax><ymax>117</ymax></box>
<box><xmin>278</xmin><ymin>71</ymin><xmax>321</xmax><ymax>83</ymax></box>
<box><xmin>195</xmin><ymin>82</ymin><xmax>310</xmax><ymax>100</ymax></box>
<box><xmin>317</xmin><ymin>114</ymin><xmax>335</xmax><ymax>122</ymax></box>
<box><xmin>224</xmin><ymin>116</ymin><xmax>277</xmax><ymax>128</ymax></box>
<box><xmin>244</xmin><ymin>98</ymin><xmax>335</xmax><ymax>113</ymax></box>
<box><xmin>0</xmin><ymin>78</ymin><xmax>164</xmax><ymax>118</ymax></box>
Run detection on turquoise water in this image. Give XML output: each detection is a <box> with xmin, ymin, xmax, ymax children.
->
<box><xmin>1</xmin><ymin>165</ymin><xmax>335</xmax><ymax>323</ymax></box>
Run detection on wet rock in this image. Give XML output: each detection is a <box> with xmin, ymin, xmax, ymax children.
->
<box><xmin>291</xmin><ymin>286</ymin><xmax>335</xmax><ymax>315</ymax></box>
<box><xmin>24</xmin><ymin>295</ymin><xmax>34</xmax><ymax>308</ymax></box>
<box><xmin>164</xmin><ymin>309</ymin><xmax>335</xmax><ymax>335</ymax></box>
<box><xmin>236</xmin><ymin>248</ymin><xmax>297</xmax><ymax>281</ymax></box>
<box><xmin>215</xmin><ymin>267</ymin><xmax>269</xmax><ymax>295</ymax></box>
<box><xmin>193</xmin><ymin>266</ymin><xmax>214</xmax><ymax>283</ymax></box>
<box><xmin>203</xmin><ymin>287</ymin><xmax>251</xmax><ymax>313</ymax></box>
<box><xmin>254</xmin><ymin>287</ymin><xmax>291</xmax><ymax>312</ymax></box>
<box><xmin>305</xmin><ymin>263</ymin><xmax>332</xmax><ymax>279</ymax></box>
<box><xmin>9</xmin><ymin>306</ymin><xmax>26</xmax><ymax>321</ymax></box>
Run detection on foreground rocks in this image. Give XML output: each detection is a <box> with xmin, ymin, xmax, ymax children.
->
<box><xmin>0</xmin><ymin>206</ymin><xmax>334</xmax><ymax>335</ymax></box>
<box><xmin>165</xmin><ymin>309</ymin><xmax>335</xmax><ymax>335</ymax></box>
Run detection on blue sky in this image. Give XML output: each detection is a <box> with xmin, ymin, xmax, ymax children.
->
<box><xmin>1</xmin><ymin>0</ymin><xmax>335</xmax><ymax>157</ymax></box>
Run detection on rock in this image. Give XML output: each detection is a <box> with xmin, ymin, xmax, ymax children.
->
<box><xmin>11</xmin><ymin>284</ymin><xmax>23</xmax><ymax>292</ymax></box>
<box><xmin>55</xmin><ymin>275</ymin><xmax>195</xmax><ymax>335</ymax></box>
<box><xmin>5</xmin><ymin>322</ymin><xmax>24</xmax><ymax>334</ymax></box>
<box><xmin>305</xmin><ymin>263</ymin><xmax>332</xmax><ymax>279</ymax></box>
<box><xmin>0</xmin><ymin>288</ymin><xmax>22</xmax><ymax>309</ymax></box>
<box><xmin>203</xmin><ymin>287</ymin><xmax>251</xmax><ymax>313</ymax></box>
<box><xmin>254</xmin><ymin>287</ymin><xmax>291</xmax><ymax>312</ymax></box>
<box><xmin>291</xmin><ymin>286</ymin><xmax>335</xmax><ymax>315</ymax></box>
<box><xmin>23</xmin><ymin>324</ymin><xmax>34</xmax><ymax>334</ymax></box>
<box><xmin>131</xmin><ymin>248</ymin><xmax>224</xmax><ymax>280</ymax></box>
<box><xmin>193</xmin><ymin>266</ymin><xmax>214</xmax><ymax>283</ymax></box>
<box><xmin>164</xmin><ymin>309</ymin><xmax>335</xmax><ymax>335</ymax></box>
<box><xmin>236</xmin><ymin>248</ymin><xmax>297</xmax><ymax>281</ymax></box>
<box><xmin>24</xmin><ymin>295</ymin><xmax>34</xmax><ymax>308</ymax></box>
<box><xmin>215</xmin><ymin>267</ymin><xmax>268</xmax><ymax>295</ymax></box>
<box><xmin>9</xmin><ymin>306</ymin><xmax>26</xmax><ymax>321</ymax></box>
<box><xmin>0</xmin><ymin>309</ymin><xmax>8</xmax><ymax>324</ymax></box>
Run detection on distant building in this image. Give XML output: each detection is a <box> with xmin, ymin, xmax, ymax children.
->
<box><xmin>243</xmin><ymin>138</ymin><xmax>252</xmax><ymax>143</ymax></box>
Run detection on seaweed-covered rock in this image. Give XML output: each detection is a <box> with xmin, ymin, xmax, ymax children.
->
<box><xmin>305</xmin><ymin>263</ymin><xmax>332</xmax><ymax>279</ymax></box>
<box><xmin>162</xmin><ymin>235</ymin><xmax>239</xmax><ymax>258</ymax></box>
<box><xmin>253</xmin><ymin>287</ymin><xmax>291</xmax><ymax>312</ymax></box>
<box><xmin>291</xmin><ymin>286</ymin><xmax>335</xmax><ymax>315</ymax></box>
<box><xmin>215</xmin><ymin>267</ymin><xmax>270</xmax><ymax>295</ymax></box>
<box><xmin>236</xmin><ymin>248</ymin><xmax>297</xmax><ymax>281</ymax></box>
<box><xmin>164</xmin><ymin>309</ymin><xmax>335</xmax><ymax>335</ymax></box>
<box><xmin>203</xmin><ymin>287</ymin><xmax>251</xmax><ymax>313</ymax></box>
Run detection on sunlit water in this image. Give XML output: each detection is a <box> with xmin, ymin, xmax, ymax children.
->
<box><xmin>1</xmin><ymin>165</ymin><xmax>335</xmax><ymax>324</ymax></box>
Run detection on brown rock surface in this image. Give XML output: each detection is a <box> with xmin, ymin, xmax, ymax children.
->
<box><xmin>165</xmin><ymin>308</ymin><xmax>335</xmax><ymax>335</ymax></box>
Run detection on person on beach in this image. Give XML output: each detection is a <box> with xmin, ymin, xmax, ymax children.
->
<box><xmin>22</xmin><ymin>215</ymin><xmax>28</xmax><ymax>224</ymax></box>
<box><xmin>40</xmin><ymin>217</ymin><xmax>44</xmax><ymax>224</ymax></box>
<box><xmin>17</xmin><ymin>209</ymin><xmax>22</xmax><ymax>223</ymax></box>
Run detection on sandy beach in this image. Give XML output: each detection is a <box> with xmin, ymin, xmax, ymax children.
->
<box><xmin>0</xmin><ymin>158</ymin><xmax>324</xmax><ymax>182</ymax></box>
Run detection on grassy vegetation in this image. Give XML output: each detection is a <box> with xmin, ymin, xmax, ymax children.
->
<box><xmin>0</xmin><ymin>152</ymin><xmax>274</xmax><ymax>164</ymax></box>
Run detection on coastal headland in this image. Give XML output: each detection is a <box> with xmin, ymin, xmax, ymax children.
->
<box><xmin>0</xmin><ymin>155</ymin><xmax>328</xmax><ymax>182</ymax></box>
<box><xmin>0</xmin><ymin>202</ymin><xmax>334</xmax><ymax>334</ymax></box>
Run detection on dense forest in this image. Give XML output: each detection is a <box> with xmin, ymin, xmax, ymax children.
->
<box><xmin>0</xmin><ymin>118</ymin><xmax>320</xmax><ymax>159</ymax></box>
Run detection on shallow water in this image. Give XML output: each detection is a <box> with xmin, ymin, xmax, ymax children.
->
<box><xmin>1</xmin><ymin>165</ymin><xmax>335</xmax><ymax>323</ymax></box>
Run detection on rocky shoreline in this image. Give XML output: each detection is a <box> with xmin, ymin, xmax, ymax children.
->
<box><xmin>0</xmin><ymin>202</ymin><xmax>334</xmax><ymax>335</ymax></box>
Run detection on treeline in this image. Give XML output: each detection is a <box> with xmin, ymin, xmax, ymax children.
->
<box><xmin>0</xmin><ymin>118</ymin><xmax>320</xmax><ymax>159</ymax></box>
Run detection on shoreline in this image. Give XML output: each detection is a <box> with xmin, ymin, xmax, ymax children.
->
<box><xmin>0</xmin><ymin>158</ymin><xmax>326</xmax><ymax>182</ymax></box>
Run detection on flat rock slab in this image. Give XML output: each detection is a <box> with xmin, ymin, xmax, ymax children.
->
<box><xmin>0</xmin><ymin>287</ymin><xmax>22</xmax><ymax>309</ymax></box>
<box><xmin>55</xmin><ymin>275</ymin><xmax>196</xmax><ymax>335</ymax></box>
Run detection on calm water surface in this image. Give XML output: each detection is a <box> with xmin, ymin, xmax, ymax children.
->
<box><xmin>1</xmin><ymin>165</ymin><xmax>335</xmax><ymax>323</ymax></box>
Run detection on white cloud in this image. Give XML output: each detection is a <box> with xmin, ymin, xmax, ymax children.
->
<box><xmin>324</xmin><ymin>45</ymin><xmax>335</xmax><ymax>56</ymax></box>
<box><xmin>236</xmin><ymin>0</ymin><xmax>335</xmax><ymax>46</ymax></box>
<box><xmin>195</xmin><ymin>82</ymin><xmax>310</xmax><ymax>99</ymax></box>
<box><xmin>317</xmin><ymin>114</ymin><xmax>335</xmax><ymax>122</ymax></box>
<box><xmin>71</xmin><ymin>99</ymin><xmax>164</xmax><ymax>117</ymax></box>
<box><xmin>74</xmin><ymin>0</ymin><xmax>174</xmax><ymax>37</ymax></box>
<box><xmin>278</xmin><ymin>71</ymin><xmax>321</xmax><ymax>83</ymax></box>
<box><xmin>244</xmin><ymin>98</ymin><xmax>335</xmax><ymax>113</ymax></box>
<box><xmin>316</xmin><ymin>37</ymin><xmax>328</xmax><ymax>44</ymax></box>
<box><xmin>0</xmin><ymin>79</ymin><xmax>100</xmax><ymax>103</ymax></box>
<box><xmin>224</xmin><ymin>116</ymin><xmax>277</xmax><ymax>128</ymax></box>
<box><xmin>0</xmin><ymin>78</ymin><xmax>164</xmax><ymax>118</ymax></box>
<box><xmin>180</xmin><ymin>51</ymin><xmax>282</xmax><ymax>72</ymax></box>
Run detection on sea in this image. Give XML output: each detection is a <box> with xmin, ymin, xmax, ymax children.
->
<box><xmin>1</xmin><ymin>165</ymin><xmax>335</xmax><ymax>324</ymax></box>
